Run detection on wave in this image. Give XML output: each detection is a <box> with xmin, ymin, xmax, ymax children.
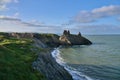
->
<box><xmin>51</xmin><ymin>48</ymin><xmax>93</xmax><ymax>80</ymax></box>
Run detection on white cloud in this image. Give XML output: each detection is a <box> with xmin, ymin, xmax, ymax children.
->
<box><xmin>72</xmin><ymin>5</ymin><xmax>120</xmax><ymax>23</ymax></box>
<box><xmin>0</xmin><ymin>15</ymin><xmax>62</xmax><ymax>33</ymax></box>
<box><xmin>0</xmin><ymin>15</ymin><xmax>44</xmax><ymax>27</ymax></box>
<box><xmin>92</xmin><ymin>5</ymin><xmax>120</xmax><ymax>14</ymax></box>
<box><xmin>0</xmin><ymin>12</ymin><xmax>20</xmax><ymax>20</ymax></box>
<box><xmin>0</xmin><ymin>15</ymin><xmax>19</xmax><ymax>20</ymax></box>
<box><xmin>0</xmin><ymin>0</ymin><xmax>19</xmax><ymax>10</ymax></box>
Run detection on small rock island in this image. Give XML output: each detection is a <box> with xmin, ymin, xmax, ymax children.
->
<box><xmin>59</xmin><ymin>30</ymin><xmax>92</xmax><ymax>45</ymax></box>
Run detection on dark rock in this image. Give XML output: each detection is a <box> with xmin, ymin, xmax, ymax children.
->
<box><xmin>33</xmin><ymin>33</ymin><xmax>60</xmax><ymax>47</ymax></box>
<box><xmin>32</xmin><ymin>50</ymin><xmax>73</xmax><ymax>80</ymax></box>
<box><xmin>63</xmin><ymin>30</ymin><xmax>68</xmax><ymax>35</ymax></box>
<box><xmin>68</xmin><ymin>30</ymin><xmax>70</xmax><ymax>35</ymax></box>
<box><xmin>78</xmin><ymin>32</ymin><xmax>81</xmax><ymax>36</ymax></box>
<box><xmin>63</xmin><ymin>30</ymin><xmax>70</xmax><ymax>35</ymax></box>
<box><xmin>59</xmin><ymin>30</ymin><xmax>92</xmax><ymax>45</ymax></box>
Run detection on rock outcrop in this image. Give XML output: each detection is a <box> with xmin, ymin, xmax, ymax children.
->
<box><xmin>8</xmin><ymin>31</ymin><xmax>92</xmax><ymax>46</ymax></box>
<box><xmin>59</xmin><ymin>30</ymin><xmax>92</xmax><ymax>45</ymax></box>
<box><xmin>33</xmin><ymin>33</ymin><xmax>60</xmax><ymax>47</ymax></box>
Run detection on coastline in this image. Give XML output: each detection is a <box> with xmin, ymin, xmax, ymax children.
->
<box><xmin>0</xmin><ymin>32</ymin><xmax>92</xmax><ymax>80</ymax></box>
<box><xmin>32</xmin><ymin>39</ymin><xmax>73</xmax><ymax>80</ymax></box>
<box><xmin>32</xmin><ymin>49</ymin><xmax>73</xmax><ymax>80</ymax></box>
<box><xmin>52</xmin><ymin>48</ymin><xmax>93</xmax><ymax>80</ymax></box>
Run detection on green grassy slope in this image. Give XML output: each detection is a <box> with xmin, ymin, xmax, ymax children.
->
<box><xmin>0</xmin><ymin>33</ymin><xmax>46</xmax><ymax>80</ymax></box>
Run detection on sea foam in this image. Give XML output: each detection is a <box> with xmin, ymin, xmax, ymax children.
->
<box><xmin>51</xmin><ymin>48</ymin><xmax>93</xmax><ymax>80</ymax></box>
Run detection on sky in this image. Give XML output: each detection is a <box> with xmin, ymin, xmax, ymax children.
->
<box><xmin>0</xmin><ymin>0</ymin><xmax>120</xmax><ymax>34</ymax></box>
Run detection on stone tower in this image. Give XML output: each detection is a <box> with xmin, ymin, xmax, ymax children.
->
<box><xmin>63</xmin><ymin>30</ymin><xmax>70</xmax><ymax>35</ymax></box>
<box><xmin>78</xmin><ymin>32</ymin><xmax>81</xmax><ymax>36</ymax></box>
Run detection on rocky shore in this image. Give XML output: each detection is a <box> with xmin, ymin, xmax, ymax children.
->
<box><xmin>6</xmin><ymin>30</ymin><xmax>92</xmax><ymax>80</ymax></box>
<box><xmin>31</xmin><ymin>38</ymin><xmax>73</xmax><ymax>80</ymax></box>
<box><xmin>32</xmin><ymin>50</ymin><xmax>73</xmax><ymax>80</ymax></box>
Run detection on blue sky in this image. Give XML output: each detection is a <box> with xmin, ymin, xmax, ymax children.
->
<box><xmin>0</xmin><ymin>0</ymin><xmax>120</xmax><ymax>34</ymax></box>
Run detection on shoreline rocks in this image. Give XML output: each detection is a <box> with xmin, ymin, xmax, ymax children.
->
<box><xmin>32</xmin><ymin>50</ymin><xmax>73</xmax><ymax>80</ymax></box>
<box><xmin>32</xmin><ymin>38</ymin><xmax>73</xmax><ymax>80</ymax></box>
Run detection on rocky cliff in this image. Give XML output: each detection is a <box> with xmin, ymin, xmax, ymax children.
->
<box><xmin>8</xmin><ymin>31</ymin><xmax>92</xmax><ymax>46</ymax></box>
<box><xmin>59</xmin><ymin>30</ymin><xmax>92</xmax><ymax>45</ymax></box>
<box><xmin>6</xmin><ymin>31</ymin><xmax>92</xmax><ymax>80</ymax></box>
<box><xmin>33</xmin><ymin>33</ymin><xmax>60</xmax><ymax>47</ymax></box>
<box><xmin>32</xmin><ymin>47</ymin><xmax>73</xmax><ymax>80</ymax></box>
<box><xmin>8</xmin><ymin>33</ymin><xmax>60</xmax><ymax>47</ymax></box>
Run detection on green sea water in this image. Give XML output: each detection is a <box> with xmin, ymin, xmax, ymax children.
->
<box><xmin>59</xmin><ymin>35</ymin><xmax>120</xmax><ymax>80</ymax></box>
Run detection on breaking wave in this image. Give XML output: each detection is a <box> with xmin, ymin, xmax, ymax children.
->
<box><xmin>51</xmin><ymin>48</ymin><xmax>93</xmax><ymax>80</ymax></box>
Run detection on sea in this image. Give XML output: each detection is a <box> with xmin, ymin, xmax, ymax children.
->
<box><xmin>52</xmin><ymin>35</ymin><xmax>120</xmax><ymax>80</ymax></box>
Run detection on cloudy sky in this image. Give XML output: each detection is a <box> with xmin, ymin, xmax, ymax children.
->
<box><xmin>0</xmin><ymin>0</ymin><xmax>120</xmax><ymax>34</ymax></box>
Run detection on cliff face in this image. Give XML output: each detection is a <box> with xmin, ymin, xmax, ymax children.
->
<box><xmin>59</xmin><ymin>30</ymin><xmax>92</xmax><ymax>45</ymax></box>
<box><xmin>32</xmin><ymin>49</ymin><xmax>73</xmax><ymax>80</ymax></box>
<box><xmin>33</xmin><ymin>33</ymin><xmax>60</xmax><ymax>47</ymax></box>
<box><xmin>8</xmin><ymin>31</ymin><xmax>92</xmax><ymax>47</ymax></box>
<box><xmin>8</xmin><ymin>33</ymin><xmax>60</xmax><ymax>47</ymax></box>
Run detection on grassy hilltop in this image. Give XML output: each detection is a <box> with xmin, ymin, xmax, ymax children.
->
<box><xmin>0</xmin><ymin>33</ymin><xmax>45</xmax><ymax>80</ymax></box>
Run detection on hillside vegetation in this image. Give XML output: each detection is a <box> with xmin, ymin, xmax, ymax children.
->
<box><xmin>0</xmin><ymin>33</ymin><xmax>46</xmax><ymax>80</ymax></box>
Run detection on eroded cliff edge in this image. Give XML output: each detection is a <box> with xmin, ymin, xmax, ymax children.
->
<box><xmin>6</xmin><ymin>31</ymin><xmax>92</xmax><ymax>80</ymax></box>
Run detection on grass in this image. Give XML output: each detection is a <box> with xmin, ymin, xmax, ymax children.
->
<box><xmin>0</xmin><ymin>33</ymin><xmax>46</xmax><ymax>80</ymax></box>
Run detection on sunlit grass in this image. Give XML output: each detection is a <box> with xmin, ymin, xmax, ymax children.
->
<box><xmin>0</xmin><ymin>33</ymin><xmax>46</xmax><ymax>80</ymax></box>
